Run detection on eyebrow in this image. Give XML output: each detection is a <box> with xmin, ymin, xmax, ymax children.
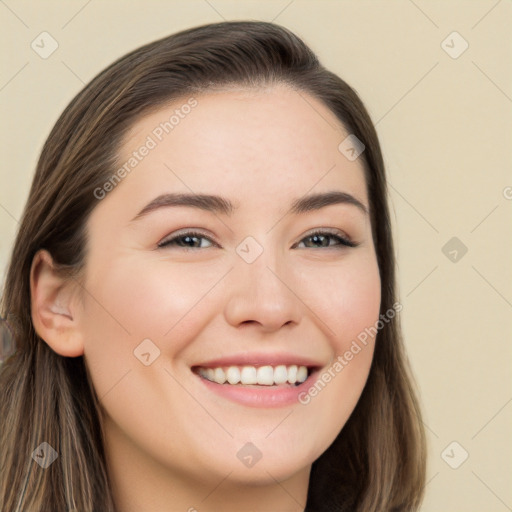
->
<box><xmin>130</xmin><ymin>190</ymin><xmax>368</xmax><ymax>222</ymax></box>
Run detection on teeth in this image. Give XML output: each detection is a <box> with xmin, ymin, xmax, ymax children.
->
<box><xmin>240</xmin><ymin>366</ymin><xmax>257</xmax><ymax>384</ymax></box>
<box><xmin>296</xmin><ymin>365</ymin><xmax>308</xmax><ymax>384</ymax></box>
<box><xmin>213</xmin><ymin>368</ymin><xmax>225</xmax><ymax>384</ymax></box>
<box><xmin>273</xmin><ymin>365</ymin><xmax>288</xmax><ymax>385</ymax></box>
<box><xmin>197</xmin><ymin>364</ymin><xmax>310</xmax><ymax>386</ymax></box>
<box><xmin>226</xmin><ymin>366</ymin><xmax>240</xmax><ymax>384</ymax></box>
<box><xmin>287</xmin><ymin>365</ymin><xmax>298</xmax><ymax>384</ymax></box>
<box><xmin>257</xmin><ymin>365</ymin><xmax>274</xmax><ymax>385</ymax></box>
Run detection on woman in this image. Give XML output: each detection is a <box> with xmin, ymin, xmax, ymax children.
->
<box><xmin>0</xmin><ymin>20</ymin><xmax>426</xmax><ymax>511</ymax></box>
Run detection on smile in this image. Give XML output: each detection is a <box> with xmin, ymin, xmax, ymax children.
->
<box><xmin>191</xmin><ymin>363</ymin><xmax>322</xmax><ymax>408</ymax></box>
<box><xmin>193</xmin><ymin>364</ymin><xmax>311</xmax><ymax>386</ymax></box>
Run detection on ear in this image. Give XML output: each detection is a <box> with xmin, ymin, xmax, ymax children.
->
<box><xmin>30</xmin><ymin>249</ymin><xmax>85</xmax><ymax>357</ymax></box>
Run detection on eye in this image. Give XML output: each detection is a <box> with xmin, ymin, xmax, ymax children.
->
<box><xmin>294</xmin><ymin>230</ymin><xmax>358</xmax><ymax>249</ymax></box>
<box><xmin>157</xmin><ymin>229</ymin><xmax>358</xmax><ymax>251</ymax></box>
<box><xmin>157</xmin><ymin>230</ymin><xmax>216</xmax><ymax>249</ymax></box>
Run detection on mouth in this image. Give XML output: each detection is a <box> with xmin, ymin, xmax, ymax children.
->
<box><xmin>189</xmin><ymin>352</ymin><xmax>325</xmax><ymax>408</ymax></box>
<box><xmin>191</xmin><ymin>364</ymin><xmax>321</xmax><ymax>388</ymax></box>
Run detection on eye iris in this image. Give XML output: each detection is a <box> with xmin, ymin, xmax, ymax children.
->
<box><xmin>309</xmin><ymin>234</ymin><xmax>330</xmax><ymax>247</ymax></box>
<box><xmin>182</xmin><ymin>235</ymin><xmax>200</xmax><ymax>247</ymax></box>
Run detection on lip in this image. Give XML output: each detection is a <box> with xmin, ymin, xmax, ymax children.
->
<box><xmin>191</xmin><ymin>351</ymin><xmax>323</xmax><ymax>369</ymax></box>
<box><xmin>192</xmin><ymin>367</ymin><xmax>322</xmax><ymax>408</ymax></box>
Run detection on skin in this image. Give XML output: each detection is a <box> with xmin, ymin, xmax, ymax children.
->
<box><xmin>30</xmin><ymin>84</ymin><xmax>381</xmax><ymax>511</ymax></box>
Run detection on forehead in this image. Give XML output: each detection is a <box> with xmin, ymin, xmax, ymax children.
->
<box><xmin>99</xmin><ymin>85</ymin><xmax>369</xmax><ymax>221</ymax></box>
<box><xmin>123</xmin><ymin>85</ymin><xmax>351</xmax><ymax>163</ymax></box>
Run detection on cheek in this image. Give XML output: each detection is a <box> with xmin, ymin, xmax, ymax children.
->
<box><xmin>304</xmin><ymin>251</ymin><xmax>381</xmax><ymax>346</ymax></box>
<box><xmin>80</xmin><ymin>257</ymin><xmax>225</xmax><ymax>390</ymax></box>
<box><xmin>84</xmin><ymin>254</ymin><xmax>224</xmax><ymax>337</ymax></box>
<box><xmin>294</xmin><ymin>252</ymin><xmax>380</xmax><ymax>445</ymax></box>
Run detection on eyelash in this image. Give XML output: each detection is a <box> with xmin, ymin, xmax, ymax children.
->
<box><xmin>157</xmin><ymin>229</ymin><xmax>358</xmax><ymax>250</ymax></box>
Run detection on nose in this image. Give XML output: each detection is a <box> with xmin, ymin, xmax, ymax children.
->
<box><xmin>223</xmin><ymin>248</ymin><xmax>303</xmax><ymax>333</ymax></box>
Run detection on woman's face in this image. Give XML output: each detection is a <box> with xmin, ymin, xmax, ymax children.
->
<box><xmin>79</xmin><ymin>84</ymin><xmax>380</xmax><ymax>502</ymax></box>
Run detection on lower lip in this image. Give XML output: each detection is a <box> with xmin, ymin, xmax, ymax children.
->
<box><xmin>193</xmin><ymin>369</ymin><xmax>320</xmax><ymax>408</ymax></box>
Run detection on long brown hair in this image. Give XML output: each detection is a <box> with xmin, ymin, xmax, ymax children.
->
<box><xmin>0</xmin><ymin>20</ymin><xmax>426</xmax><ymax>511</ymax></box>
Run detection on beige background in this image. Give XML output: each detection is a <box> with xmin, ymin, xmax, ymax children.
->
<box><xmin>1</xmin><ymin>1</ymin><xmax>511</xmax><ymax>510</ymax></box>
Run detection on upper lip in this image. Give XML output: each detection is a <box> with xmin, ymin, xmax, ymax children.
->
<box><xmin>191</xmin><ymin>352</ymin><xmax>324</xmax><ymax>369</ymax></box>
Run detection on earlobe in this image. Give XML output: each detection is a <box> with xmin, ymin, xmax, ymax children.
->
<box><xmin>30</xmin><ymin>249</ymin><xmax>85</xmax><ymax>357</ymax></box>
